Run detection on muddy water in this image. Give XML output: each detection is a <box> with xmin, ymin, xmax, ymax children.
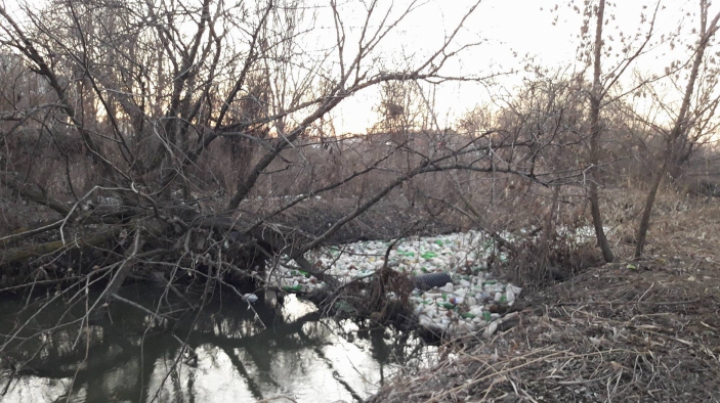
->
<box><xmin>0</xmin><ymin>284</ymin><xmax>432</xmax><ymax>403</ymax></box>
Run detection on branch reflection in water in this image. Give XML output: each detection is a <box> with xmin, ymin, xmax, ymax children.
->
<box><xmin>0</xmin><ymin>283</ymin><xmax>434</xmax><ymax>402</ymax></box>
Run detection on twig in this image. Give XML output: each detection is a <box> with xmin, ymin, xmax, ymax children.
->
<box><xmin>555</xmin><ymin>299</ymin><xmax>701</xmax><ymax>307</ymax></box>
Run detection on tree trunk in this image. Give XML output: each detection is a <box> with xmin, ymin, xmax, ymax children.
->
<box><xmin>1</xmin><ymin>228</ymin><xmax>123</xmax><ymax>266</ymax></box>
<box><xmin>588</xmin><ymin>0</ymin><xmax>614</xmax><ymax>263</ymax></box>
<box><xmin>635</xmin><ymin>4</ymin><xmax>720</xmax><ymax>259</ymax></box>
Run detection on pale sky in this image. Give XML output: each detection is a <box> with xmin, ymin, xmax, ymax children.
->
<box><xmin>4</xmin><ymin>0</ymin><xmax>716</xmax><ymax>133</ymax></box>
<box><xmin>330</xmin><ymin>0</ymin><xmax>713</xmax><ymax>133</ymax></box>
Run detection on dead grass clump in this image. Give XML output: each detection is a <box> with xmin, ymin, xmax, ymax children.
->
<box><xmin>307</xmin><ymin>267</ymin><xmax>418</xmax><ymax>334</ymax></box>
<box><xmin>353</xmin><ymin>268</ymin><xmax>416</xmax><ymax>324</ymax></box>
<box><xmin>372</xmin><ymin>262</ymin><xmax>720</xmax><ymax>403</ymax></box>
<box><xmin>503</xmin><ymin>229</ymin><xmax>603</xmax><ymax>290</ymax></box>
<box><xmin>599</xmin><ymin>184</ymin><xmax>720</xmax><ymax>260</ymax></box>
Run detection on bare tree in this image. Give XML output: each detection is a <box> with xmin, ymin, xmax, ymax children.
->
<box><xmin>587</xmin><ymin>0</ymin><xmax>615</xmax><ymax>262</ymax></box>
<box><xmin>570</xmin><ymin>0</ymin><xmax>661</xmax><ymax>262</ymax></box>
<box><xmin>635</xmin><ymin>0</ymin><xmax>720</xmax><ymax>258</ymax></box>
<box><xmin>1</xmin><ymin>0</ymin><xmax>533</xmax><ymax>341</ymax></box>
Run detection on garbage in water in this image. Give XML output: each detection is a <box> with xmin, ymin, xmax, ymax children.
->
<box><xmin>242</xmin><ymin>293</ymin><xmax>259</xmax><ymax>303</ymax></box>
<box><xmin>413</xmin><ymin>272</ymin><xmax>453</xmax><ymax>291</ymax></box>
<box><xmin>274</xmin><ymin>230</ymin><xmax>522</xmax><ymax>336</ymax></box>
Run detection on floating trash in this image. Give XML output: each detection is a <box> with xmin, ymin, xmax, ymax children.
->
<box><xmin>242</xmin><ymin>293</ymin><xmax>259</xmax><ymax>303</ymax></box>
<box><xmin>414</xmin><ymin>272</ymin><xmax>452</xmax><ymax>290</ymax></box>
<box><xmin>272</xmin><ymin>230</ymin><xmax>523</xmax><ymax>337</ymax></box>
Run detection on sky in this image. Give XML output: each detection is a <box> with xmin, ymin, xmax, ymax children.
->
<box><xmin>331</xmin><ymin>0</ymin><xmax>588</xmax><ymax>133</ymax></box>
<box><xmin>3</xmin><ymin>0</ymin><xmax>716</xmax><ymax>134</ymax></box>
<box><xmin>327</xmin><ymin>0</ymin><xmax>713</xmax><ymax>134</ymax></box>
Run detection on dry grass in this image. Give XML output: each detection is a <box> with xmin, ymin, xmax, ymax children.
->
<box><xmin>373</xmin><ymin>263</ymin><xmax>720</xmax><ymax>402</ymax></box>
<box><xmin>600</xmin><ymin>183</ymin><xmax>720</xmax><ymax>260</ymax></box>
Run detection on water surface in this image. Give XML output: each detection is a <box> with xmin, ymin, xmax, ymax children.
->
<box><xmin>0</xmin><ymin>284</ymin><xmax>432</xmax><ymax>402</ymax></box>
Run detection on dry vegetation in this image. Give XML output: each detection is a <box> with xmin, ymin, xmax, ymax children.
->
<box><xmin>2</xmin><ymin>0</ymin><xmax>720</xmax><ymax>401</ymax></box>
<box><xmin>372</xmin><ymin>190</ymin><xmax>720</xmax><ymax>403</ymax></box>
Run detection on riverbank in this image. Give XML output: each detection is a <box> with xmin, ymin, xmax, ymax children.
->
<box><xmin>369</xmin><ymin>193</ymin><xmax>720</xmax><ymax>402</ymax></box>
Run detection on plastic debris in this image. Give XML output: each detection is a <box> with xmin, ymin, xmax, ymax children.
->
<box><xmin>242</xmin><ymin>293</ymin><xmax>259</xmax><ymax>303</ymax></box>
<box><xmin>272</xmin><ymin>230</ymin><xmax>524</xmax><ymax>337</ymax></box>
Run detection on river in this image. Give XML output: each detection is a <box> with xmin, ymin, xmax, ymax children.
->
<box><xmin>0</xmin><ymin>283</ymin><xmax>433</xmax><ymax>402</ymax></box>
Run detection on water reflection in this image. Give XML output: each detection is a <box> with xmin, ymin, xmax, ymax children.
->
<box><xmin>0</xmin><ymin>284</ymin><xmax>433</xmax><ymax>402</ymax></box>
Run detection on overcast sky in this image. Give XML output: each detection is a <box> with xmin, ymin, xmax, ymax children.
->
<box><xmin>4</xmin><ymin>0</ymin><xmax>715</xmax><ymax>133</ymax></box>
<box><xmin>330</xmin><ymin>0</ymin><xmax>713</xmax><ymax>133</ymax></box>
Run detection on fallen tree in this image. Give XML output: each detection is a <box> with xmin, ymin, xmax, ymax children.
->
<box><xmin>0</xmin><ymin>0</ymin><xmax>597</xmax><ymax>351</ymax></box>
